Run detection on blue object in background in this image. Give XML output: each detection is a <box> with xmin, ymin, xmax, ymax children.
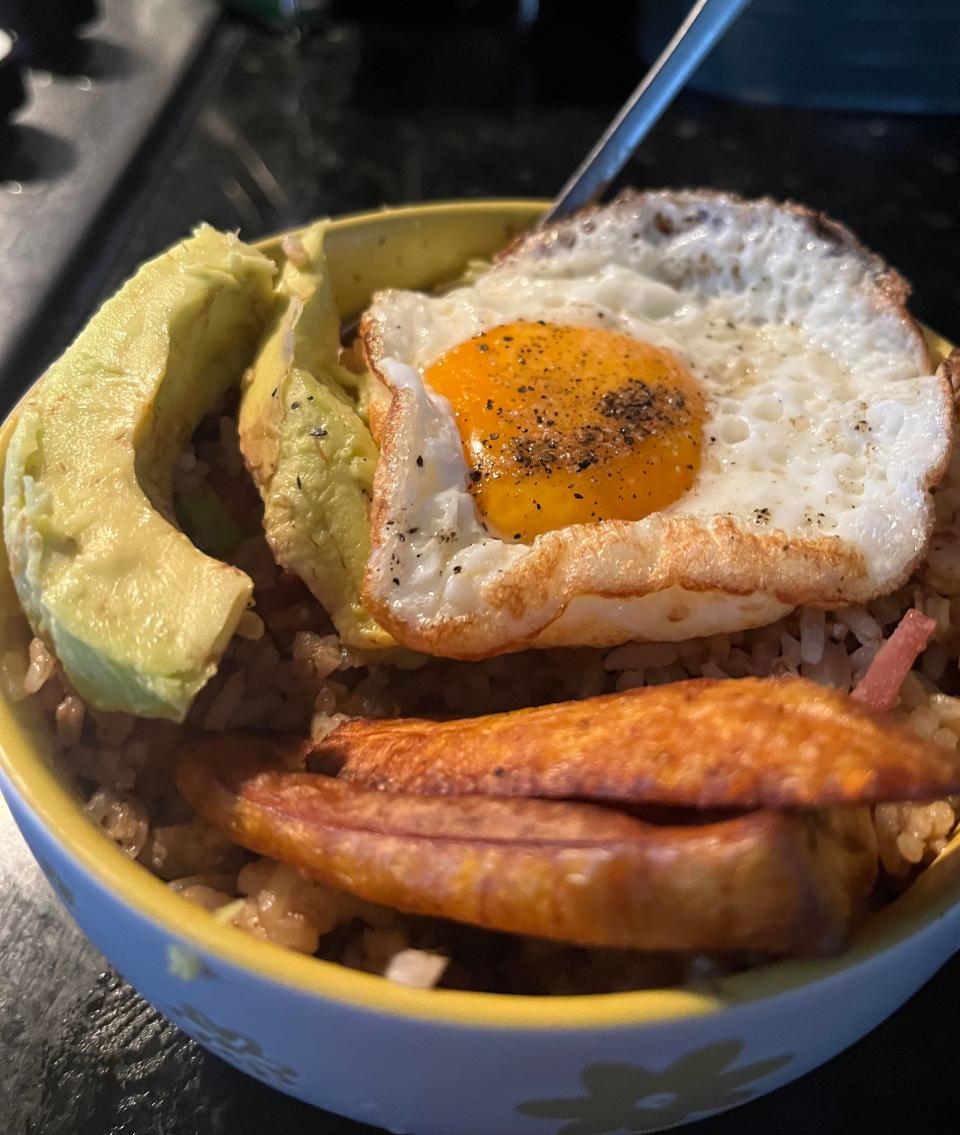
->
<box><xmin>641</xmin><ymin>0</ymin><xmax>960</xmax><ymax>112</ymax></box>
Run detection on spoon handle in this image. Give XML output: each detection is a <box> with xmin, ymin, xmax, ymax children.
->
<box><xmin>542</xmin><ymin>0</ymin><xmax>753</xmax><ymax>224</ymax></box>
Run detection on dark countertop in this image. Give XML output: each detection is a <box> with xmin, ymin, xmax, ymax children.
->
<box><xmin>2</xmin><ymin>7</ymin><xmax>960</xmax><ymax>1133</ymax></box>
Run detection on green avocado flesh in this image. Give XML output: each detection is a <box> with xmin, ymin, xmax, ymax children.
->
<box><xmin>239</xmin><ymin>222</ymin><xmax>393</xmax><ymax>650</ymax></box>
<box><xmin>3</xmin><ymin>225</ymin><xmax>276</xmax><ymax>720</ymax></box>
<box><xmin>174</xmin><ymin>480</ymin><xmax>243</xmax><ymax>562</ymax></box>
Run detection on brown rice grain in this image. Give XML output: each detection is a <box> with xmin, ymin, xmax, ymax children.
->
<box><xmin>203</xmin><ymin>670</ymin><xmax>246</xmax><ymax>731</ymax></box>
<box><xmin>603</xmin><ymin>642</ymin><xmax>679</xmax><ymax>671</ymax></box>
<box><xmin>92</xmin><ymin>711</ymin><xmax>136</xmax><ymax>747</ymax></box>
<box><xmin>23</xmin><ymin>637</ymin><xmax>56</xmax><ymax>694</ymax></box>
<box><xmin>173</xmin><ymin>884</ymin><xmax>235</xmax><ymax>912</ymax></box>
<box><xmin>85</xmin><ymin>787</ymin><xmax>149</xmax><ymax>858</ymax></box>
<box><xmin>140</xmin><ymin>820</ymin><xmax>246</xmax><ymax>880</ymax></box>
<box><xmin>1</xmin><ymin>649</ymin><xmax>28</xmax><ymax>701</ymax></box>
<box><xmin>237</xmin><ymin>610</ymin><xmax>265</xmax><ymax>641</ymax></box>
<box><xmin>361</xmin><ymin>927</ymin><xmax>410</xmax><ymax>970</ymax></box>
<box><xmin>614</xmin><ymin>668</ymin><xmax>645</xmax><ymax>692</ymax></box>
<box><xmin>55</xmin><ymin>695</ymin><xmax>85</xmax><ymax>748</ymax></box>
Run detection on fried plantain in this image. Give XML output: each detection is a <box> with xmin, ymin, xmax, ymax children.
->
<box><xmin>176</xmin><ymin>736</ymin><xmax>878</xmax><ymax>956</ymax></box>
<box><xmin>314</xmin><ymin>676</ymin><xmax>960</xmax><ymax>808</ymax></box>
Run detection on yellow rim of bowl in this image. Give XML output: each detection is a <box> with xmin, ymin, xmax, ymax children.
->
<box><xmin>0</xmin><ymin>198</ymin><xmax>958</xmax><ymax>1032</ymax></box>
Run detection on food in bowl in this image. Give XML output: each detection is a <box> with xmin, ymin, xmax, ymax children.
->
<box><xmin>360</xmin><ymin>193</ymin><xmax>952</xmax><ymax>655</ymax></box>
<box><xmin>4</xmin><ymin>189</ymin><xmax>960</xmax><ymax>995</ymax></box>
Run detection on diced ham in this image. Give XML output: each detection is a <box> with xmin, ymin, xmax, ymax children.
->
<box><xmin>851</xmin><ymin>608</ymin><xmax>937</xmax><ymax>713</ymax></box>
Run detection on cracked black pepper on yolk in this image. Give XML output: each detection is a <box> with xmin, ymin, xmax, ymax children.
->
<box><xmin>423</xmin><ymin>320</ymin><xmax>705</xmax><ymax>541</ymax></box>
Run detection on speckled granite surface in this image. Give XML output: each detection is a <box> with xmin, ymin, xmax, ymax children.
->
<box><xmin>2</xmin><ymin>7</ymin><xmax>960</xmax><ymax>1133</ymax></box>
<box><xmin>103</xmin><ymin>12</ymin><xmax>960</xmax><ymax>331</ymax></box>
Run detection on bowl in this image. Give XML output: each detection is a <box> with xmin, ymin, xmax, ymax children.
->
<box><xmin>1</xmin><ymin>199</ymin><xmax>959</xmax><ymax>1135</ymax></box>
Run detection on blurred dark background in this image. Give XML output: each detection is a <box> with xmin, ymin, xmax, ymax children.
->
<box><xmin>0</xmin><ymin>0</ymin><xmax>958</xmax><ymax>412</ymax></box>
<box><xmin>1</xmin><ymin>2</ymin><xmax>959</xmax><ymax>1133</ymax></box>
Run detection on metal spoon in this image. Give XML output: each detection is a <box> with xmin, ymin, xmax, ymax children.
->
<box><xmin>542</xmin><ymin>0</ymin><xmax>753</xmax><ymax>224</ymax></box>
<box><xmin>339</xmin><ymin>0</ymin><xmax>750</xmax><ymax>337</ymax></box>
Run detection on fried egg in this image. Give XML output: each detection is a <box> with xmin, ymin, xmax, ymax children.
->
<box><xmin>360</xmin><ymin>190</ymin><xmax>952</xmax><ymax>658</ymax></box>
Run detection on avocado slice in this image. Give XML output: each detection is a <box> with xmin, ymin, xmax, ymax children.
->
<box><xmin>174</xmin><ymin>480</ymin><xmax>243</xmax><ymax>562</ymax></box>
<box><xmin>239</xmin><ymin>222</ymin><xmax>393</xmax><ymax>650</ymax></box>
<box><xmin>3</xmin><ymin>225</ymin><xmax>276</xmax><ymax>720</ymax></box>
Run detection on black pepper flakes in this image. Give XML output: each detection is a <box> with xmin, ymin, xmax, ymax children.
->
<box><xmin>310</xmin><ymin>426</ymin><xmax>328</xmax><ymax>438</ymax></box>
<box><xmin>291</xmin><ymin>401</ymin><xmax>301</xmax><ymax>410</ymax></box>
<box><xmin>453</xmin><ymin>565</ymin><xmax>462</xmax><ymax>574</ymax></box>
<box><xmin>416</xmin><ymin>455</ymin><xmax>424</xmax><ymax>467</ymax></box>
<box><xmin>296</xmin><ymin>475</ymin><xmax>302</xmax><ymax>490</ymax></box>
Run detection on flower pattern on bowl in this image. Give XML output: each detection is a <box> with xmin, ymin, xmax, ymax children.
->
<box><xmin>516</xmin><ymin>1040</ymin><xmax>793</xmax><ymax>1134</ymax></box>
<box><xmin>165</xmin><ymin>1003</ymin><xmax>298</xmax><ymax>1089</ymax></box>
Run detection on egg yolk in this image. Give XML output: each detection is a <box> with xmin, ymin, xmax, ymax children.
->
<box><xmin>423</xmin><ymin>320</ymin><xmax>705</xmax><ymax>541</ymax></box>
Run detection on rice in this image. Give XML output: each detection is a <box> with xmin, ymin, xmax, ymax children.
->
<box><xmin>798</xmin><ymin>607</ymin><xmax>826</xmax><ymax>665</ymax></box>
<box><xmin>835</xmin><ymin>605</ymin><xmax>883</xmax><ymax>645</ymax></box>
<box><xmin>140</xmin><ymin>819</ymin><xmax>245</xmax><ymax>881</ymax></box>
<box><xmin>17</xmin><ymin>406</ymin><xmax>960</xmax><ymax>994</ymax></box>
<box><xmin>202</xmin><ymin>670</ymin><xmax>246</xmax><ymax>732</ymax></box>
<box><xmin>236</xmin><ymin>609</ymin><xmax>265</xmax><ymax>641</ymax></box>
<box><xmin>0</xmin><ymin>648</ymin><xmax>28</xmax><ymax>702</ymax></box>
<box><xmin>604</xmin><ymin>642</ymin><xmax>679</xmax><ymax>671</ymax></box>
<box><xmin>85</xmin><ymin>787</ymin><xmax>149</xmax><ymax>859</ymax></box>
<box><xmin>292</xmin><ymin>631</ymin><xmax>342</xmax><ymax>678</ymax></box>
<box><xmin>168</xmin><ymin>882</ymin><xmax>236</xmax><ymax>913</ymax></box>
<box><xmin>23</xmin><ymin>636</ymin><xmax>56</xmax><ymax>694</ymax></box>
<box><xmin>232</xmin><ymin>860</ymin><xmax>349</xmax><ymax>954</ymax></box>
<box><xmin>55</xmin><ymin>695</ymin><xmax>85</xmax><ymax>748</ymax></box>
<box><xmin>875</xmin><ymin>800</ymin><xmax>958</xmax><ymax>875</ymax></box>
<box><xmin>67</xmin><ymin>744</ymin><xmax>136</xmax><ymax>791</ymax></box>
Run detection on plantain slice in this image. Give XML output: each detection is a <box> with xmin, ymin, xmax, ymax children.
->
<box><xmin>312</xmin><ymin>676</ymin><xmax>960</xmax><ymax>808</ymax></box>
<box><xmin>176</xmin><ymin>734</ymin><xmax>877</xmax><ymax>955</ymax></box>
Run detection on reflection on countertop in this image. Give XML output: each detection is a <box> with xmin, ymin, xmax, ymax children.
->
<box><xmin>110</xmin><ymin>11</ymin><xmax>960</xmax><ymax>337</ymax></box>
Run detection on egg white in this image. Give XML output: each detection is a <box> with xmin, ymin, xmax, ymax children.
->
<box><xmin>360</xmin><ymin>191</ymin><xmax>951</xmax><ymax>658</ymax></box>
